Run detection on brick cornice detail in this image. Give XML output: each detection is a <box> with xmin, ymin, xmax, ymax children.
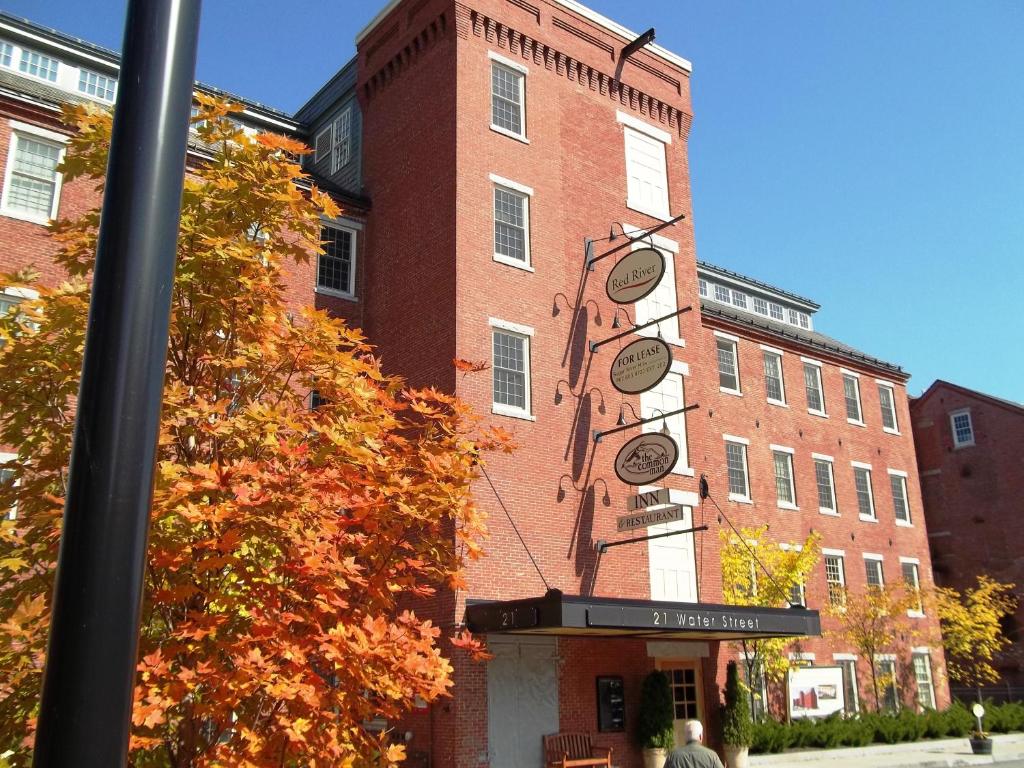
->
<box><xmin>362</xmin><ymin>11</ymin><xmax>451</xmax><ymax>102</ymax></box>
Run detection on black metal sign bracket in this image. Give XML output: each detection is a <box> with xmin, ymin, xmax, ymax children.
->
<box><xmin>590</xmin><ymin>306</ymin><xmax>692</xmax><ymax>353</ymax></box>
<box><xmin>593</xmin><ymin>403</ymin><xmax>700</xmax><ymax>443</ymax></box>
<box><xmin>586</xmin><ymin>212</ymin><xmax>686</xmax><ymax>271</ymax></box>
<box><xmin>597</xmin><ymin>524</ymin><xmax>709</xmax><ymax>554</ymax></box>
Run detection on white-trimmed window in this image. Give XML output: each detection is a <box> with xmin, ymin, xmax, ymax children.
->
<box><xmin>824</xmin><ymin>552</ymin><xmax>846</xmax><ymax>607</ymax></box>
<box><xmin>769</xmin><ymin>302</ymin><xmax>784</xmax><ymax>322</ymax></box>
<box><xmin>753</xmin><ymin>297</ymin><xmax>768</xmax><ymax>316</ymax></box>
<box><xmin>331</xmin><ymin>107</ymin><xmax>352</xmax><ymax>173</ymax></box>
<box><xmin>492</xmin><ymin>177</ymin><xmax>531</xmax><ymax>268</ymax></box>
<box><xmin>878</xmin><ymin>382</ymin><xmax>899</xmax><ymax>433</ymax></box>
<box><xmin>731</xmin><ymin>290</ymin><xmax>748</xmax><ymax>309</ymax></box>
<box><xmin>698</xmin><ymin>278</ymin><xmax>708</xmax><ymax>297</ymax></box>
<box><xmin>876</xmin><ymin>657</ymin><xmax>899</xmax><ymax>712</ymax></box>
<box><xmin>634</xmin><ymin>239</ymin><xmax>681</xmax><ymax>344</ymax></box>
<box><xmin>864</xmin><ymin>554</ymin><xmax>884</xmax><ymax>588</ymax></box>
<box><xmin>724</xmin><ymin>437</ymin><xmax>750</xmax><ymax>502</ymax></box>
<box><xmin>813</xmin><ymin>455</ymin><xmax>838</xmax><ymax>515</ymax></box>
<box><xmin>717</xmin><ymin>335</ymin><xmax>740</xmax><ymax>394</ymax></box>
<box><xmin>714</xmin><ymin>284</ymin><xmax>731</xmax><ymax>303</ymax></box>
<box><xmin>950</xmin><ymin>409</ymin><xmax>974</xmax><ymax>448</ymax></box>
<box><xmin>491</xmin><ymin>59</ymin><xmax>526</xmax><ymax>139</ymax></box>
<box><xmin>912</xmin><ymin>652</ymin><xmax>936</xmax><ymax>710</ymax></box>
<box><xmin>641</xmin><ymin>369</ymin><xmax>690</xmax><ymax>475</ymax></box>
<box><xmin>0</xmin><ymin>42</ymin><xmax>12</xmax><ymax>68</ymax></box>
<box><xmin>19</xmin><ymin>48</ymin><xmax>58</xmax><ymax>82</ymax></box>
<box><xmin>842</xmin><ymin>371</ymin><xmax>864</xmax><ymax>424</ymax></box>
<box><xmin>803</xmin><ymin>360</ymin><xmax>826</xmax><ymax>415</ymax></box>
<box><xmin>889</xmin><ymin>470</ymin><xmax>911</xmax><ymax>525</ymax></box>
<box><xmin>2</xmin><ymin>122</ymin><xmax>66</xmax><ymax>223</ymax></box>
<box><xmin>834</xmin><ymin>655</ymin><xmax>860</xmax><ymax>714</ymax></box>
<box><xmin>798</xmin><ymin>312</ymin><xmax>810</xmax><ymax>329</ymax></box>
<box><xmin>853</xmin><ymin>464</ymin><xmax>876</xmax><ymax>520</ymax></box>
<box><xmin>0</xmin><ymin>451</ymin><xmax>17</xmax><ymax>520</ymax></box>
<box><xmin>762</xmin><ymin>349</ymin><xmax>785</xmax><ymax>405</ymax></box>
<box><xmin>316</xmin><ymin>223</ymin><xmax>356</xmax><ymax>297</ymax></box>
<box><xmin>491</xmin><ymin>322</ymin><xmax>532</xmax><ymax>419</ymax></box>
<box><xmin>771</xmin><ymin>446</ymin><xmax>797</xmax><ymax>509</ymax></box>
<box><xmin>901</xmin><ymin>558</ymin><xmax>924</xmax><ymax>616</ymax></box>
<box><xmin>740</xmin><ymin>656</ymin><xmax>768</xmax><ymax>722</ymax></box>
<box><xmin>78</xmin><ymin>68</ymin><xmax>117</xmax><ymax>101</ymax></box>
<box><xmin>621</xmin><ymin>115</ymin><xmax>670</xmax><ymax>220</ymax></box>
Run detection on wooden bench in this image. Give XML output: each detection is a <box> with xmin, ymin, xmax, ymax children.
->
<box><xmin>543</xmin><ymin>732</ymin><xmax>613</xmax><ymax>768</ymax></box>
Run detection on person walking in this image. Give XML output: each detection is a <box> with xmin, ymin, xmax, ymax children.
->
<box><xmin>664</xmin><ymin>720</ymin><xmax>725</xmax><ymax>768</ymax></box>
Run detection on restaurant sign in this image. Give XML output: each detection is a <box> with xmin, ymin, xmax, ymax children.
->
<box><xmin>614</xmin><ymin>432</ymin><xmax>678</xmax><ymax>486</ymax></box>
<box><xmin>616</xmin><ymin>504</ymin><xmax>685</xmax><ymax>532</ymax></box>
<box><xmin>610</xmin><ymin>337</ymin><xmax>673</xmax><ymax>395</ymax></box>
<box><xmin>605</xmin><ymin>247</ymin><xmax>665</xmax><ymax>304</ymax></box>
<box><xmin>627</xmin><ymin>487</ymin><xmax>671</xmax><ymax>511</ymax></box>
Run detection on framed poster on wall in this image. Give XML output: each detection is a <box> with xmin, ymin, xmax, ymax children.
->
<box><xmin>788</xmin><ymin>666</ymin><xmax>845</xmax><ymax>719</ymax></box>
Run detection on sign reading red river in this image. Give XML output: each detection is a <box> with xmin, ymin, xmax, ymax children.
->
<box><xmin>610</xmin><ymin>337</ymin><xmax>673</xmax><ymax>395</ymax></box>
<box><xmin>614</xmin><ymin>432</ymin><xmax>679</xmax><ymax>486</ymax></box>
<box><xmin>605</xmin><ymin>247</ymin><xmax>665</xmax><ymax>304</ymax></box>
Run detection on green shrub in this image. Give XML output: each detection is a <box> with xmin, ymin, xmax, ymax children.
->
<box><xmin>923</xmin><ymin>708</ymin><xmax>950</xmax><ymax>739</ymax></box>
<box><xmin>897</xmin><ymin>709</ymin><xmax>926</xmax><ymax>742</ymax></box>
<box><xmin>637</xmin><ymin>671</ymin><xmax>674</xmax><ymax>750</ymax></box>
<box><xmin>722</xmin><ymin>661</ymin><xmax>753</xmax><ymax>748</ymax></box>
<box><xmin>944</xmin><ymin>701</ymin><xmax>974</xmax><ymax>737</ymax></box>
<box><xmin>750</xmin><ymin>719</ymin><xmax>791</xmax><ymax>754</ymax></box>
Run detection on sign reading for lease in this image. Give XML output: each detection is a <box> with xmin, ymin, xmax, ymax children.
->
<box><xmin>614</xmin><ymin>432</ymin><xmax>678</xmax><ymax>486</ymax></box>
<box><xmin>616</xmin><ymin>504</ymin><xmax>684</xmax><ymax>532</ymax></box>
<box><xmin>605</xmin><ymin>247</ymin><xmax>665</xmax><ymax>304</ymax></box>
<box><xmin>610</xmin><ymin>337</ymin><xmax>673</xmax><ymax>395</ymax></box>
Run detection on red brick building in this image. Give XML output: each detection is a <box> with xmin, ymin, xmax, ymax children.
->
<box><xmin>0</xmin><ymin>3</ymin><xmax>948</xmax><ymax>767</ymax></box>
<box><xmin>911</xmin><ymin>380</ymin><xmax>1024</xmax><ymax>692</ymax></box>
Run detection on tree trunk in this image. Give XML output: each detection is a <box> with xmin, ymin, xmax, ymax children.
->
<box><xmin>869</xmin><ymin>655</ymin><xmax>881</xmax><ymax>712</ymax></box>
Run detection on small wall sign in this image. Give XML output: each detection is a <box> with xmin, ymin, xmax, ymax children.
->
<box><xmin>610</xmin><ymin>337</ymin><xmax>673</xmax><ymax>395</ymax></box>
<box><xmin>596</xmin><ymin>676</ymin><xmax>625</xmax><ymax>732</ymax></box>
<box><xmin>605</xmin><ymin>247</ymin><xmax>665</xmax><ymax>304</ymax></box>
<box><xmin>616</xmin><ymin>504</ymin><xmax>684</xmax><ymax>532</ymax></box>
<box><xmin>614</xmin><ymin>432</ymin><xmax>678</xmax><ymax>486</ymax></box>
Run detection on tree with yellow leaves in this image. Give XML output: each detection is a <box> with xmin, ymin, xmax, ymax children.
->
<box><xmin>0</xmin><ymin>99</ymin><xmax>506</xmax><ymax>766</ymax></box>
<box><xmin>720</xmin><ymin>527</ymin><xmax>821</xmax><ymax>721</ymax></box>
<box><xmin>935</xmin><ymin>575</ymin><xmax>1017</xmax><ymax>702</ymax></box>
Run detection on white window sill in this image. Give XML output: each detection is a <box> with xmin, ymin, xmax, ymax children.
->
<box><xmin>858</xmin><ymin>514</ymin><xmax>879</xmax><ymax>523</ymax></box>
<box><xmin>907</xmin><ymin>611</ymin><xmax>926</xmax><ymax>619</ymax></box>
<box><xmin>626</xmin><ymin>201</ymin><xmax>673</xmax><ymax>222</ymax></box>
<box><xmin>767</xmin><ymin>399</ymin><xmax>789</xmax><ymax>408</ymax></box>
<box><xmin>315</xmin><ymin>287</ymin><xmax>358</xmax><ymax>302</ymax></box>
<box><xmin>490</xmin><ymin>124</ymin><xmax>529</xmax><ymax>144</ymax></box>
<box><xmin>847</xmin><ymin>418</ymin><xmax>866</xmax><ymax>427</ymax></box>
<box><xmin>953</xmin><ymin>442</ymin><xmax>975</xmax><ymax>450</ymax></box>
<box><xmin>671</xmin><ymin>466</ymin><xmax>696</xmax><ymax>477</ymax></box>
<box><xmin>728</xmin><ymin>494</ymin><xmax>753</xmax><ymax>505</ymax></box>
<box><xmin>493</xmin><ymin>253</ymin><xmax>535</xmax><ymax>272</ymax></box>
<box><xmin>818</xmin><ymin>508</ymin><xmax>840</xmax><ymax>517</ymax></box>
<box><xmin>492</xmin><ymin>404</ymin><xmax>536</xmax><ymax>422</ymax></box>
<box><xmin>0</xmin><ymin>207</ymin><xmax>52</xmax><ymax>226</ymax></box>
<box><xmin>720</xmin><ymin>387</ymin><xmax>743</xmax><ymax>397</ymax></box>
<box><xmin>895</xmin><ymin>519</ymin><xmax>914</xmax><ymax>528</ymax></box>
<box><xmin>883</xmin><ymin>427</ymin><xmax>901</xmax><ymax>436</ymax></box>
<box><xmin>777</xmin><ymin>502</ymin><xmax>800</xmax><ymax>512</ymax></box>
<box><xmin>807</xmin><ymin>409</ymin><xmax>829</xmax><ymax>419</ymax></box>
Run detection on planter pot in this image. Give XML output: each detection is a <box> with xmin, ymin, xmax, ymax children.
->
<box><xmin>723</xmin><ymin>745</ymin><xmax>749</xmax><ymax>768</ymax></box>
<box><xmin>642</xmin><ymin>747</ymin><xmax>667</xmax><ymax>768</ymax></box>
<box><xmin>969</xmin><ymin>737</ymin><xmax>993</xmax><ymax>755</ymax></box>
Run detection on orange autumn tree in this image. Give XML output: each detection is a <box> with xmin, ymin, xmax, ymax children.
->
<box><xmin>0</xmin><ymin>98</ymin><xmax>502</xmax><ymax>767</ymax></box>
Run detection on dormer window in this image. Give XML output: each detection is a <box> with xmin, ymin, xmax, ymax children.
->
<box><xmin>78</xmin><ymin>69</ymin><xmax>117</xmax><ymax>101</ymax></box>
<box><xmin>731</xmin><ymin>290</ymin><xmax>748</xmax><ymax>309</ymax></box>
<box><xmin>769</xmin><ymin>303</ymin><xmax>784</xmax><ymax>321</ymax></box>
<box><xmin>714</xmin><ymin>285</ymin><xmax>730</xmax><ymax>303</ymax></box>
<box><xmin>753</xmin><ymin>297</ymin><xmax>768</xmax><ymax>315</ymax></box>
<box><xmin>0</xmin><ymin>42</ymin><xmax>12</xmax><ymax>67</ymax></box>
<box><xmin>19</xmin><ymin>48</ymin><xmax>58</xmax><ymax>82</ymax></box>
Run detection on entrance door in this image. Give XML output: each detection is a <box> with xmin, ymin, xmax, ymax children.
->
<box><xmin>656</xmin><ymin>660</ymin><xmax>703</xmax><ymax>748</ymax></box>
<box><xmin>487</xmin><ymin>637</ymin><xmax>559</xmax><ymax>768</ymax></box>
<box><xmin>648</xmin><ymin>505</ymin><xmax>697</xmax><ymax>603</ymax></box>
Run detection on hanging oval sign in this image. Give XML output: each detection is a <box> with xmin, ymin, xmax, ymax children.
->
<box><xmin>614</xmin><ymin>432</ymin><xmax>678</xmax><ymax>486</ymax></box>
<box><xmin>610</xmin><ymin>337</ymin><xmax>673</xmax><ymax>395</ymax></box>
<box><xmin>605</xmin><ymin>247</ymin><xmax>665</xmax><ymax>304</ymax></box>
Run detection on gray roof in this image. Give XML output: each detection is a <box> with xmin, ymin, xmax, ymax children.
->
<box><xmin>697</xmin><ymin>260</ymin><xmax>820</xmax><ymax>311</ymax></box>
<box><xmin>701</xmin><ymin>298</ymin><xmax>905</xmax><ymax>376</ymax></box>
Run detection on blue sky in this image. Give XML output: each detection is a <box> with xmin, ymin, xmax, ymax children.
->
<box><xmin>7</xmin><ymin>1</ymin><xmax>1022</xmax><ymax>399</ymax></box>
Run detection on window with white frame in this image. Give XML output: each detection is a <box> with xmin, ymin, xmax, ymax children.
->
<box><xmin>788</xmin><ymin>576</ymin><xmax>806</xmax><ymax>608</ymax></box>
<box><xmin>2</xmin><ymin>126</ymin><xmax>65</xmax><ymax>222</ymax></box>
<box><xmin>634</xmin><ymin>244</ymin><xmax>681</xmax><ymax>344</ymax></box>
<box><xmin>864</xmin><ymin>555</ymin><xmax>884</xmax><ymax>588</ymax></box>
<box><xmin>763</xmin><ymin>349</ymin><xmax>785</xmax><ymax>404</ymax></box>
<box><xmin>950</xmin><ymin>409</ymin><xmax>974</xmax><ymax>448</ymax></box>
<box><xmin>902</xmin><ymin>559</ymin><xmax>924</xmax><ymax>615</ymax></box>
<box><xmin>788</xmin><ymin>308</ymin><xmax>799</xmax><ymax>325</ymax></box>
<box><xmin>0</xmin><ymin>41</ymin><xmax>12</xmax><ymax>68</ymax></box>
<box><xmin>853</xmin><ymin>464</ymin><xmax>876</xmax><ymax>520</ymax></box>
<box><xmin>314</xmin><ymin>125</ymin><xmax>332</xmax><ymax>163</ymax></box>
<box><xmin>725</xmin><ymin>439</ymin><xmax>750</xmax><ymax>501</ymax></box>
<box><xmin>843</xmin><ymin>372</ymin><xmax>863</xmax><ymax>423</ymax></box>
<box><xmin>19</xmin><ymin>48</ymin><xmax>58</xmax><ymax>82</ymax></box>
<box><xmin>491</xmin><ymin>61</ymin><xmax>525</xmax><ymax>138</ymax></box>
<box><xmin>641</xmin><ymin>371</ymin><xmax>689</xmax><ymax>474</ymax></box>
<box><xmin>753</xmin><ymin>297</ymin><xmax>768</xmax><ymax>316</ymax></box>
<box><xmin>912</xmin><ymin>652</ymin><xmax>936</xmax><ymax>710</ymax></box>
<box><xmin>698</xmin><ymin>278</ymin><xmax>708</xmax><ymax>297</ymax></box>
<box><xmin>836</xmin><ymin>657</ymin><xmax>860</xmax><ymax>714</ymax></box>
<box><xmin>0</xmin><ymin>452</ymin><xmax>16</xmax><ymax>520</ymax></box>
<box><xmin>824</xmin><ymin>553</ymin><xmax>846</xmax><ymax>607</ymax></box>
<box><xmin>731</xmin><ymin>290</ymin><xmax>748</xmax><ymax>309</ymax></box>
<box><xmin>78</xmin><ymin>69</ymin><xmax>117</xmax><ymax>101</ymax></box>
<box><xmin>813</xmin><ymin>456</ymin><xmax>838</xmax><ymax>514</ymax></box>
<box><xmin>623</xmin><ymin>124</ymin><xmax>670</xmax><ymax>219</ymax></box>
<box><xmin>717</xmin><ymin>336</ymin><xmax>740</xmax><ymax>394</ymax></box>
<box><xmin>741</xmin><ymin>658</ymin><xmax>768</xmax><ymax>723</ymax></box>
<box><xmin>769</xmin><ymin>302</ymin><xmax>784</xmax><ymax>322</ymax></box>
<box><xmin>491</xmin><ymin>327</ymin><xmax>530</xmax><ymax>416</ymax></box>
<box><xmin>331</xmin><ymin>108</ymin><xmax>352</xmax><ymax>174</ymax></box>
<box><xmin>798</xmin><ymin>312</ymin><xmax>810</xmax><ymax>329</ymax></box>
<box><xmin>878</xmin><ymin>382</ymin><xmax>899</xmax><ymax>433</ymax></box>
<box><xmin>890</xmin><ymin>471</ymin><xmax>911</xmax><ymax>524</ymax></box>
<box><xmin>772</xmin><ymin>448</ymin><xmax>796</xmax><ymax>508</ymax></box>
<box><xmin>876</xmin><ymin>658</ymin><xmax>899</xmax><ymax>711</ymax></box>
<box><xmin>803</xmin><ymin>361</ymin><xmax>825</xmax><ymax>415</ymax></box>
<box><xmin>316</xmin><ymin>224</ymin><xmax>356</xmax><ymax>296</ymax></box>
<box><xmin>493</xmin><ymin>184</ymin><xmax>530</xmax><ymax>266</ymax></box>
<box><xmin>713</xmin><ymin>284</ymin><xmax>731</xmax><ymax>303</ymax></box>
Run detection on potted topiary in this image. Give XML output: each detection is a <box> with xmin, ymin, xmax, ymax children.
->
<box><xmin>722</xmin><ymin>661</ymin><xmax>753</xmax><ymax>768</ymax></box>
<box><xmin>638</xmin><ymin>670</ymin><xmax>674</xmax><ymax>768</ymax></box>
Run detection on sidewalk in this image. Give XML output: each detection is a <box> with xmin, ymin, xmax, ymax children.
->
<box><xmin>749</xmin><ymin>732</ymin><xmax>1024</xmax><ymax>767</ymax></box>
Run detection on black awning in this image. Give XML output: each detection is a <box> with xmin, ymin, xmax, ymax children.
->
<box><xmin>465</xmin><ymin>590</ymin><xmax>821</xmax><ymax>641</ymax></box>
